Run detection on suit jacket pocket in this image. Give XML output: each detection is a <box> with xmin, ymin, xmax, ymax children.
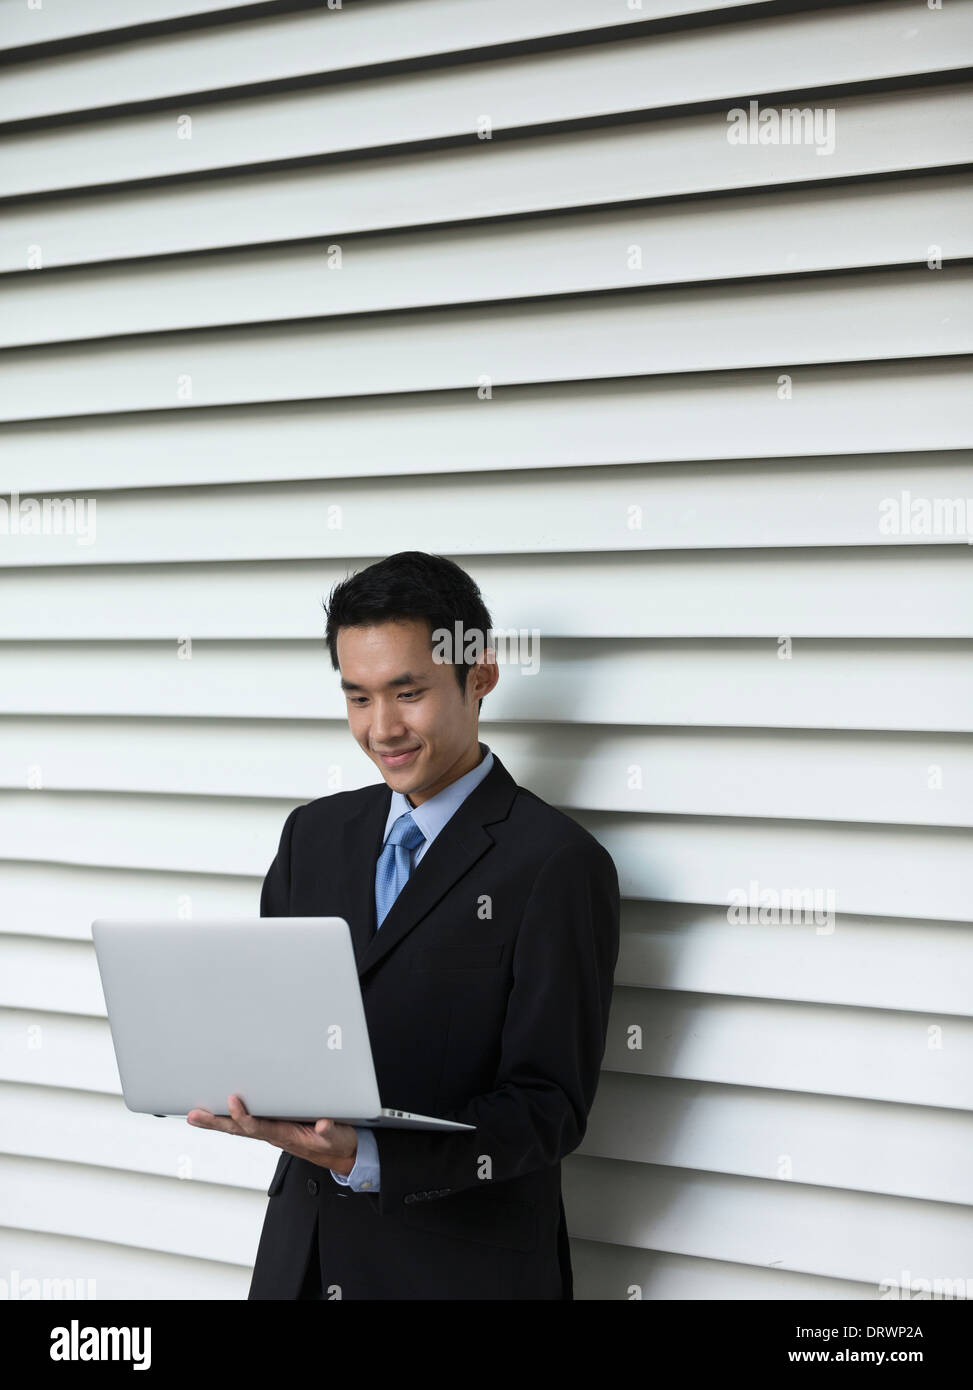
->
<box><xmin>402</xmin><ymin>1187</ymin><xmax>537</xmax><ymax>1252</ymax></box>
<box><xmin>411</xmin><ymin>943</ymin><xmax>504</xmax><ymax>971</ymax></box>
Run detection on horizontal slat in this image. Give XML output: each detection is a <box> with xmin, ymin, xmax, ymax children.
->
<box><xmin>0</xmin><ymin>0</ymin><xmax>272</xmax><ymax>53</ymax></box>
<box><xmin>604</xmin><ymin>986</ymin><xmax>973</xmax><ymax>1109</ymax></box>
<box><xmin>1</xmin><ymin>795</ymin><xmax>970</xmax><ymax>920</ymax></box>
<box><xmin>0</xmin><ymin>1227</ymin><xmax>251</xmax><ymax>1300</ymax></box>
<box><xmin>1</xmin><ymin>361</ymin><xmax>969</xmax><ymax>493</ymax></box>
<box><xmin>3</xmin><ymin>86</ymin><xmax>969</xmax><ymax>274</ymax></box>
<box><xmin>1</xmin><ymin>550</ymin><xmax>970</xmax><ymax>639</ymax></box>
<box><xmin>0</xmin><ymin>1008</ymin><xmax>137</xmax><ymax>1095</ymax></box>
<box><xmin>0</xmin><ymin>0</ymin><xmax>775</xmax><ymax>123</ymax></box>
<box><xmin>0</xmin><ymin>791</ymin><xmax>289</xmax><ymax>880</ymax></box>
<box><xmin>0</xmin><ymin>1083</ymin><xmax>276</xmax><ymax>1190</ymax></box>
<box><xmin>563</xmin><ymin>1154</ymin><xmax>973</xmax><ymax>1288</ymax></box>
<box><xmin>1</xmin><ymin>267</ymin><xmax>969</xmax><ymax>422</ymax></box>
<box><xmin>0</xmin><ymin>1153</ymin><xmax>265</xmax><ymax>1264</ymax></box>
<box><xmin>0</xmin><ymin>639</ymin><xmax>971</xmax><ymax>733</ymax></box>
<box><xmin>3</xmin><ymin>718</ymin><xmax>972</xmax><ymax>828</ymax></box>
<box><xmin>0</xmin><ymin>938</ymin><xmax>107</xmax><ymax>1016</ymax></box>
<box><xmin>7</xmin><ymin>174</ymin><xmax>971</xmax><ymax>346</ymax></box>
<box><xmin>2</xmin><ymin>1</ymin><xmax>969</xmax><ymax>199</ymax></box>
<box><xmin>614</xmin><ymin>902</ymin><xmax>973</xmax><ymax>1015</ymax></box>
<box><xmin>6</xmin><ymin>455</ymin><xmax>973</xmax><ymax>567</ymax></box>
<box><xmin>599</xmin><ymin>812</ymin><xmax>973</xmax><ymax>921</ymax></box>
<box><xmin>570</xmin><ymin>1238</ymin><xmax>877</xmax><ymax>1300</ymax></box>
<box><xmin>0</xmin><ymin>861</ymin><xmax>257</xmax><ymax>942</ymax></box>
<box><xmin>582</xmin><ymin>1072</ymin><xmax>973</xmax><ymax>1206</ymax></box>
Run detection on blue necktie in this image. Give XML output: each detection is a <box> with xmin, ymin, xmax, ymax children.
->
<box><xmin>375</xmin><ymin>812</ymin><xmax>426</xmax><ymax>930</ymax></box>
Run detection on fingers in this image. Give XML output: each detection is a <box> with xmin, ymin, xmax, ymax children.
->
<box><xmin>227</xmin><ymin>1093</ymin><xmax>260</xmax><ymax>1133</ymax></box>
<box><xmin>186</xmin><ymin>1106</ymin><xmax>245</xmax><ymax>1135</ymax></box>
<box><xmin>185</xmin><ymin>1100</ymin><xmax>350</xmax><ymax>1165</ymax></box>
<box><xmin>186</xmin><ymin>1096</ymin><xmax>264</xmax><ymax>1138</ymax></box>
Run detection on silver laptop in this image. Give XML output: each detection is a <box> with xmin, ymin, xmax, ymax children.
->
<box><xmin>91</xmin><ymin>916</ymin><xmax>473</xmax><ymax>1131</ymax></box>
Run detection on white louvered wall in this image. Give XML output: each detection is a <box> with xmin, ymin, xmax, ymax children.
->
<box><xmin>1</xmin><ymin>0</ymin><xmax>971</xmax><ymax>1301</ymax></box>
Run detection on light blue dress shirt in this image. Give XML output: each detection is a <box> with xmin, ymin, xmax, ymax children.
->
<box><xmin>331</xmin><ymin>742</ymin><xmax>495</xmax><ymax>1193</ymax></box>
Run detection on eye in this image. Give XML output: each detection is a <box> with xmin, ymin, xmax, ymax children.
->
<box><xmin>399</xmin><ymin>689</ymin><xmax>421</xmax><ymax>699</ymax></box>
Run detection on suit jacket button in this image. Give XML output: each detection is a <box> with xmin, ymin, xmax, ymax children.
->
<box><xmin>306</xmin><ymin>1178</ymin><xmax>319</xmax><ymax>1196</ymax></box>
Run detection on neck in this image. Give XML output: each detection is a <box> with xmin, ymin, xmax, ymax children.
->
<box><xmin>406</xmin><ymin>739</ymin><xmax>484</xmax><ymax>807</ymax></box>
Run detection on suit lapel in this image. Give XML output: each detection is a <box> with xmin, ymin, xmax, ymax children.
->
<box><xmin>351</xmin><ymin>754</ymin><xmax>518</xmax><ymax>979</ymax></box>
<box><xmin>336</xmin><ymin>785</ymin><xmax>391</xmax><ymax>967</ymax></box>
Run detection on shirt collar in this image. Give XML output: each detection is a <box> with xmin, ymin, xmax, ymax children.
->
<box><xmin>383</xmin><ymin>742</ymin><xmax>494</xmax><ymax>848</ymax></box>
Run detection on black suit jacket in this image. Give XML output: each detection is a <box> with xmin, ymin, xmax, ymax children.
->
<box><xmin>247</xmin><ymin>750</ymin><xmax>620</xmax><ymax>1300</ymax></box>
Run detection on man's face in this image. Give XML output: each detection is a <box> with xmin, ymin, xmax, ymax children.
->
<box><xmin>337</xmin><ymin>618</ymin><xmax>491</xmax><ymax>805</ymax></box>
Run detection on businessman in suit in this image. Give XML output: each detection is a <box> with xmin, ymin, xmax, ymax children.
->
<box><xmin>188</xmin><ymin>551</ymin><xmax>620</xmax><ymax>1299</ymax></box>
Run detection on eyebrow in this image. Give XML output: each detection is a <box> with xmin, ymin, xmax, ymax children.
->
<box><xmin>339</xmin><ymin>671</ymin><xmax>428</xmax><ymax>693</ymax></box>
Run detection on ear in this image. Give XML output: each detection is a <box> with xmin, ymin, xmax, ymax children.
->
<box><xmin>470</xmin><ymin>652</ymin><xmax>500</xmax><ymax>702</ymax></box>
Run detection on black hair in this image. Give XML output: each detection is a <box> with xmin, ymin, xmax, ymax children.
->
<box><xmin>324</xmin><ymin>551</ymin><xmax>494</xmax><ymax>711</ymax></box>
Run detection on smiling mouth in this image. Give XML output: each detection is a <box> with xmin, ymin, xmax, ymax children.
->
<box><xmin>376</xmin><ymin>747</ymin><xmax>421</xmax><ymax>766</ymax></box>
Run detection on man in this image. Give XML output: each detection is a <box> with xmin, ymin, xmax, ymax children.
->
<box><xmin>188</xmin><ymin>551</ymin><xmax>620</xmax><ymax>1299</ymax></box>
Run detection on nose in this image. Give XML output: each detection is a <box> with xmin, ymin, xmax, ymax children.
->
<box><xmin>369</xmin><ymin>696</ymin><xmax>408</xmax><ymax>745</ymax></box>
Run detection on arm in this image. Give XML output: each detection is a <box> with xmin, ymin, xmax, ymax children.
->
<box><xmin>260</xmin><ymin>804</ymin><xmax>300</xmax><ymax>918</ymax></box>
<box><xmin>372</xmin><ymin>837</ymin><xmax>620</xmax><ymax>1214</ymax></box>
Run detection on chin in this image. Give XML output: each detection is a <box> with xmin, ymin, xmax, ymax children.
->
<box><xmin>374</xmin><ymin>754</ymin><xmax>426</xmax><ymax>786</ymax></box>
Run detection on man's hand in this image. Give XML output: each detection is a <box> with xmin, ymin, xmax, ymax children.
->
<box><xmin>187</xmin><ymin>1094</ymin><xmax>359</xmax><ymax>1176</ymax></box>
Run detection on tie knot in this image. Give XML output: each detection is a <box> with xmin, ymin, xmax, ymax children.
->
<box><xmin>386</xmin><ymin>811</ymin><xmax>425</xmax><ymax>851</ymax></box>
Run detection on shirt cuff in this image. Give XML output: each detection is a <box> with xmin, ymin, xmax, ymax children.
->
<box><xmin>330</xmin><ymin>1126</ymin><xmax>381</xmax><ymax>1192</ymax></box>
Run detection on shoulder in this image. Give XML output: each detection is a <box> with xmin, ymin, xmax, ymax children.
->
<box><xmin>506</xmin><ymin>784</ymin><xmax>617</xmax><ymax>880</ymax></box>
<box><xmin>278</xmin><ymin>782</ymin><xmax>387</xmax><ymax>838</ymax></box>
